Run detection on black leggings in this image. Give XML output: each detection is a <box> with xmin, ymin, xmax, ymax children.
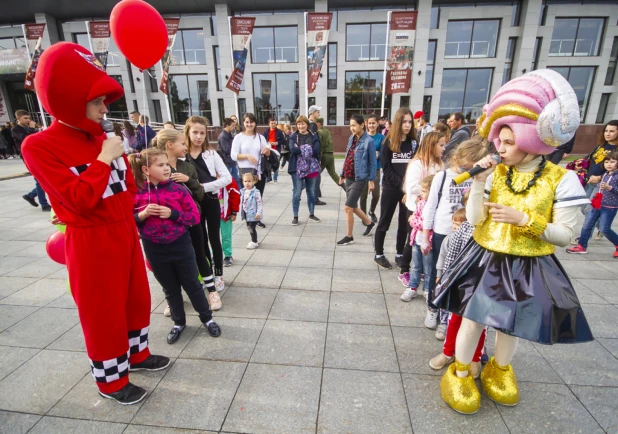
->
<box><xmin>188</xmin><ymin>224</ymin><xmax>215</xmax><ymax>292</ymax></box>
<box><xmin>400</xmin><ymin>210</ymin><xmax>414</xmax><ymax>273</ymax></box>
<box><xmin>200</xmin><ymin>195</ymin><xmax>223</xmax><ymax>277</ymax></box>
<box><xmin>374</xmin><ymin>188</ymin><xmax>409</xmax><ymax>256</ymax></box>
<box><xmin>247</xmin><ymin>221</ymin><xmax>258</xmax><ymax>242</ymax></box>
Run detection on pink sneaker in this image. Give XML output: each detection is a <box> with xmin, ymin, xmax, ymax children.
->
<box><xmin>398</xmin><ymin>272</ymin><xmax>410</xmax><ymax>287</ymax></box>
<box><xmin>566</xmin><ymin>245</ymin><xmax>587</xmax><ymax>254</ymax></box>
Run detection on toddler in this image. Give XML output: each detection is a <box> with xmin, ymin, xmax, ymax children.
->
<box><xmin>240</xmin><ymin>172</ymin><xmax>263</xmax><ymax>249</ymax></box>
<box><xmin>220</xmin><ymin>176</ymin><xmax>240</xmax><ymax>266</ymax></box>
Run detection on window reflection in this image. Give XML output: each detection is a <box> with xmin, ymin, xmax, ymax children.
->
<box><xmin>344</xmin><ymin>71</ymin><xmax>391</xmax><ymax>123</ymax></box>
<box><xmin>170</xmin><ymin>30</ymin><xmax>207</xmax><ymax>65</ymax></box>
<box><xmin>346</xmin><ymin>24</ymin><xmax>386</xmax><ymax>61</ymax></box>
<box><xmin>168</xmin><ymin>74</ymin><xmax>212</xmax><ymax>125</ymax></box>
<box><xmin>549</xmin><ymin>66</ymin><xmax>595</xmax><ymax>121</ymax></box>
<box><xmin>253</xmin><ymin>72</ymin><xmax>299</xmax><ymax>124</ymax></box>
<box><xmin>251</xmin><ymin>27</ymin><xmax>298</xmax><ymax>64</ymax></box>
<box><xmin>445</xmin><ymin>20</ymin><xmax>499</xmax><ymax>59</ymax></box>
<box><xmin>439</xmin><ymin>68</ymin><xmax>493</xmax><ymax>122</ymax></box>
<box><xmin>550</xmin><ymin>18</ymin><xmax>604</xmax><ymax>57</ymax></box>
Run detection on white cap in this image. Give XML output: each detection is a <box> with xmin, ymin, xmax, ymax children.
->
<box><xmin>308</xmin><ymin>105</ymin><xmax>322</xmax><ymax>115</ymax></box>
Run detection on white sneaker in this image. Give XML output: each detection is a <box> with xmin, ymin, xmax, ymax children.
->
<box><xmin>214</xmin><ymin>276</ymin><xmax>225</xmax><ymax>292</ymax></box>
<box><xmin>424</xmin><ymin>310</ymin><xmax>438</xmax><ymax>329</ymax></box>
<box><xmin>247</xmin><ymin>241</ymin><xmax>259</xmax><ymax>250</ymax></box>
<box><xmin>164</xmin><ymin>305</ymin><xmax>171</xmax><ymax>317</ymax></box>
<box><xmin>400</xmin><ymin>288</ymin><xmax>417</xmax><ymax>302</ymax></box>
<box><xmin>435</xmin><ymin>323</ymin><xmax>447</xmax><ymax>340</ymax></box>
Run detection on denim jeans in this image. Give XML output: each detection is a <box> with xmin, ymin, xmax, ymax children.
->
<box><xmin>581</xmin><ymin>182</ymin><xmax>599</xmax><ymax>214</ymax></box>
<box><xmin>425</xmin><ymin>232</ymin><xmax>447</xmax><ymax>310</ymax></box>
<box><xmin>579</xmin><ymin>207</ymin><xmax>618</xmax><ymax>249</ymax></box>
<box><xmin>409</xmin><ymin>243</ymin><xmax>433</xmax><ymax>289</ymax></box>
<box><xmin>291</xmin><ymin>172</ymin><xmax>316</xmax><ymax>216</ymax></box>
<box><xmin>227</xmin><ymin>164</ymin><xmax>241</xmax><ymax>190</ymax></box>
<box><xmin>27</xmin><ymin>179</ymin><xmax>49</xmax><ymax>207</ymax></box>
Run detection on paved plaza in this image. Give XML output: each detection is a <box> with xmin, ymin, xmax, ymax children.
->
<box><xmin>1</xmin><ymin>160</ymin><xmax>618</xmax><ymax>434</ymax></box>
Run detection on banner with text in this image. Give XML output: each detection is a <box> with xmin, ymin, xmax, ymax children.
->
<box><xmin>306</xmin><ymin>13</ymin><xmax>332</xmax><ymax>94</ymax></box>
<box><xmin>89</xmin><ymin>21</ymin><xmax>111</xmax><ymax>70</ymax></box>
<box><xmin>385</xmin><ymin>11</ymin><xmax>417</xmax><ymax>95</ymax></box>
<box><xmin>24</xmin><ymin>23</ymin><xmax>46</xmax><ymax>91</ymax></box>
<box><xmin>226</xmin><ymin>17</ymin><xmax>255</xmax><ymax>94</ymax></box>
<box><xmin>159</xmin><ymin>18</ymin><xmax>180</xmax><ymax>95</ymax></box>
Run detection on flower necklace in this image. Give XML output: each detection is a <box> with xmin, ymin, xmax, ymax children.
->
<box><xmin>505</xmin><ymin>157</ymin><xmax>547</xmax><ymax>194</ymax></box>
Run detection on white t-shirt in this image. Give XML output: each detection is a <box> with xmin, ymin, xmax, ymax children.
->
<box><xmin>231</xmin><ymin>133</ymin><xmax>266</xmax><ymax>173</ymax></box>
<box><xmin>422</xmin><ymin>169</ymin><xmax>472</xmax><ymax>235</ymax></box>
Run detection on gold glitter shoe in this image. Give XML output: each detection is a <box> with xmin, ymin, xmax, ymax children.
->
<box><xmin>480</xmin><ymin>357</ymin><xmax>520</xmax><ymax>406</ymax></box>
<box><xmin>440</xmin><ymin>360</ymin><xmax>481</xmax><ymax>415</ymax></box>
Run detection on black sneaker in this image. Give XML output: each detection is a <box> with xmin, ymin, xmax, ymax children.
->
<box><xmin>129</xmin><ymin>354</ymin><xmax>171</xmax><ymax>372</ymax></box>
<box><xmin>22</xmin><ymin>194</ymin><xmax>38</xmax><ymax>207</ymax></box>
<box><xmin>223</xmin><ymin>257</ymin><xmax>233</xmax><ymax>267</ymax></box>
<box><xmin>41</xmin><ymin>205</ymin><xmax>52</xmax><ymax>212</ymax></box>
<box><xmin>292</xmin><ymin>217</ymin><xmax>299</xmax><ymax>226</ymax></box>
<box><xmin>374</xmin><ymin>256</ymin><xmax>393</xmax><ymax>269</ymax></box>
<box><xmin>369</xmin><ymin>211</ymin><xmax>377</xmax><ymax>223</ymax></box>
<box><xmin>257</xmin><ymin>221</ymin><xmax>266</xmax><ymax>228</ymax></box>
<box><xmin>309</xmin><ymin>214</ymin><xmax>321</xmax><ymax>223</ymax></box>
<box><xmin>363</xmin><ymin>222</ymin><xmax>376</xmax><ymax>237</ymax></box>
<box><xmin>205</xmin><ymin>320</ymin><xmax>222</xmax><ymax>337</ymax></box>
<box><xmin>315</xmin><ymin>200</ymin><xmax>327</xmax><ymax>206</ymax></box>
<box><xmin>395</xmin><ymin>256</ymin><xmax>403</xmax><ymax>269</ymax></box>
<box><xmin>167</xmin><ymin>325</ymin><xmax>184</xmax><ymax>345</ymax></box>
<box><xmin>99</xmin><ymin>382</ymin><xmax>147</xmax><ymax>405</ymax></box>
<box><xmin>337</xmin><ymin>236</ymin><xmax>355</xmax><ymax>246</ymax></box>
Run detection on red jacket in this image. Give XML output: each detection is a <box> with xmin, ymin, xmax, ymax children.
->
<box><xmin>220</xmin><ymin>178</ymin><xmax>240</xmax><ymax>221</ymax></box>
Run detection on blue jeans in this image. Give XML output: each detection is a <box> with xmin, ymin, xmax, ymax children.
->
<box><xmin>227</xmin><ymin>164</ymin><xmax>241</xmax><ymax>190</ymax></box>
<box><xmin>409</xmin><ymin>243</ymin><xmax>433</xmax><ymax>289</ymax></box>
<box><xmin>582</xmin><ymin>182</ymin><xmax>599</xmax><ymax>214</ymax></box>
<box><xmin>425</xmin><ymin>232</ymin><xmax>447</xmax><ymax>310</ymax></box>
<box><xmin>291</xmin><ymin>172</ymin><xmax>316</xmax><ymax>217</ymax></box>
<box><xmin>579</xmin><ymin>207</ymin><xmax>618</xmax><ymax>249</ymax></box>
<box><xmin>27</xmin><ymin>179</ymin><xmax>49</xmax><ymax>207</ymax></box>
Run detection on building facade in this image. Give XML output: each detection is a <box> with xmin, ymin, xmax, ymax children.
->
<box><xmin>0</xmin><ymin>0</ymin><xmax>617</xmax><ymax>129</ymax></box>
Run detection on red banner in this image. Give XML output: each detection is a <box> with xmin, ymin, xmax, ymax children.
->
<box><xmin>159</xmin><ymin>18</ymin><xmax>181</xmax><ymax>95</ymax></box>
<box><xmin>24</xmin><ymin>24</ymin><xmax>46</xmax><ymax>91</ymax></box>
<box><xmin>225</xmin><ymin>17</ymin><xmax>255</xmax><ymax>94</ymax></box>
<box><xmin>307</xmin><ymin>13</ymin><xmax>332</xmax><ymax>94</ymax></box>
<box><xmin>89</xmin><ymin>21</ymin><xmax>111</xmax><ymax>70</ymax></box>
<box><xmin>385</xmin><ymin>12</ymin><xmax>417</xmax><ymax>95</ymax></box>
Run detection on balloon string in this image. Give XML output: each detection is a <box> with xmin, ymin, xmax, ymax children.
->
<box><xmin>142</xmin><ymin>68</ymin><xmax>151</xmax><ymax>203</ymax></box>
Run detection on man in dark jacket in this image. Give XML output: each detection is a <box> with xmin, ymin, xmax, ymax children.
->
<box><xmin>308</xmin><ymin>105</ymin><xmax>326</xmax><ymax>205</ymax></box>
<box><xmin>136</xmin><ymin>115</ymin><xmax>155</xmax><ymax>151</ymax></box>
<box><xmin>262</xmin><ymin>117</ymin><xmax>286</xmax><ymax>183</ymax></box>
<box><xmin>1</xmin><ymin>122</ymin><xmax>16</xmax><ymax>157</ymax></box>
<box><xmin>218</xmin><ymin>118</ymin><xmax>240</xmax><ymax>187</ymax></box>
<box><xmin>548</xmin><ymin>134</ymin><xmax>575</xmax><ymax>165</ymax></box>
<box><xmin>444</xmin><ymin>112</ymin><xmax>471</xmax><ymax>161</ymax></box>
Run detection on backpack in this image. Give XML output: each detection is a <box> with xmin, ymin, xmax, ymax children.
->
<box><xmin>296</xmin><ymin>143</ymin><xmax>320</xmax><ymax>179</ymax></box>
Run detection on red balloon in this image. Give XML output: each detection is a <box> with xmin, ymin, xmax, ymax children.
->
<box><xmin>110</xmin><ymin>0</ymin><xmax>168</xmax><ymax>70</ymax></box>
<box><xmin>46</xmin><ymin>231</ymin><xmax>66</xmax><ymax>265</ymax></box>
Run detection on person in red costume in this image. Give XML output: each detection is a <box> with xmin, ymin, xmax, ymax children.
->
<box><xmin>21</xmin><ymin>42</ymin><xmax>170</xmax><ymax>405</ymax></box>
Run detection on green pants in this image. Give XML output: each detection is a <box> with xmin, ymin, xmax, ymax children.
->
<box><xmin>320</xmin><ymin>153</ymin><xmax>340</xmax><ymax>185</ymax></box>
<box><xmin>220</xmin><ymin>218</ymin><xmax>233</xmax><ymax>258</ymax></box>
<box><xmin>360</xmin><ymin>169</ymin><xmax>381</xmax><ymax>215</ymax></box>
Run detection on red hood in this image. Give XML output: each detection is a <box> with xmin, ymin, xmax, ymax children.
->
<box><xmin>35</xmin><ymin>42</ymin><xmax>124</xmax><ymax>136</ymax></box>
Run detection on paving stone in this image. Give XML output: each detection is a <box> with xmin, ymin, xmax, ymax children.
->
<box><xmin>331</xmin><ymin>268</ymin><xmax>382</xmax><ymax>293</ymax></box>
<box><xmin>124</xmin><ymin>426</ymin><xmax>216</xmax><ymax>434</ymax></box>
<box><xmin>0</xmin><ymin>346</ymin><xmax>40</xmax><ymax>382</ymax></box>
<box><xmin>46</xmin><ymin>323</ymin><xmax>86</xmax><ymax>352</ymax></box>
<box><xmin>328</xmin><ymin>292</ymin><xmax>389</xmax><ymax>325</ymax></box>
<box><xmin>218</xmin><ymin>286</ymin><xmax>278</xmax><ymax>319</ymax></box>
<box><xmin>246</xmin><ymin>249</ymin><xmax>295</xmax><ymax>267</ymax></box>
<box><xmin>251</xmin><ymin>320</ymin><xmax>326</xmax><ymax>367</ymax></box>
<box><xmin>534</xmin><ymin>340</ymin><xmax>618</xmax><ymax>387</ymax></box>
<box><xmin>280</xmin><ymin>267</ymin><xmax>332</xmax><ymax>291</ymax></box>
<box><xmin>0</xmin><ymin>307</ymin><xmax>79</xmax><ymax>348</ymax></box>
<box><xmin>301</xmin><ymin>224</ymin><xmax>338</xmax><ymax>239</ymax></box>
<box><xmin>580</xmin><ymin>304</ymin><xmax>618</xmax><ymax>338</ymax></box>
<box><xmin>579</xmin><ymin>279</ymin><xmax>618</xmax><ymax>304</ymax></box>
<box><xmin>232</xmin><ymin>266</ymin><xmax>286</xmax><ymax>288</ymax></box>
<box><xmin>289</xmin><ymin>250</ymin><xmax>334</xmax><ymax>268</ymax></box>
<box><xmin>11</xmin><ymin>242</ymin><xmax>48</xmax><ymax>258</ymax></box>
<box><xmin>317</xmin><ymin>369</ymin><xmax>412</xmax><ymax>434</ymax></box>
<box><xmin>0</xmin><ymin>305</ymin><xmax>38</xmax><ymax>333</ymax></box>
<box><xmin>0</xmin><ymin>350</ymin><xmax>90</xmax><ymax>414</ymax></box>
<box><xmin>0</xmin><ymin>410</ymin><xmax>41</xmax><ymax>434</ymax></box>
<box><xmin>0</xmin><ymin>277</ymin><xmax>38</xmax><ymax>299</ymax></box>
<box><xmin>180</xmin><ymin>317</ymin><xmax>265</xmax><ymax>362</ymax></box>
<box><xmin>145</xmin><ymin>313</ymin><xmax>200</xmax><ymax>358</ymax></box>
<box><xmin>223</xmin><ymin>364</ymin><xmax>321</xmax><ymax>434</ymax></box>
<box><xmin>0</xmin><ymin>256</ymin><xmax>37</xmax><ymax>276</ymax></box>
<box><xmin>560</xmin><ymin>260</ymin><xmax>616</xmax><ymax>280</ymax></box>
<box><xmin>295</xmin><ymin>236</ymin><xmax>336</xmax><ymax>252</ymax></box>
<box><xmin>132</xmin><ymin>359</ymin><xmax>245</xmax><ymax>431</ymax></box>
<box><xmin>597</xmin><ymin>337</ymin><xmax>618</xmax><ymax>358</ymax></box>
<box><xmin>259</xmin><ymin>235</ymin><xmax>300</xmax><ymax>250</ymax></box>
<box><xmin>498</xmin><ymin>382</ymin><xmax>604</xmax><ymax>434</ymax></box>
<box><xmin>380</xmin><ymin>268</ymin><xmax>413</xmax><ymax>294</ymax></box>
<box><xmin>4</xmin><ymin>257</ymin><xmax>65</xmax><ymax>279</ymax></box>
<box><xmin>266</xmin><ymin>224</ymin><xmax>306</xmax><ymax>237</ymax></box>
<box><xmin>324</xmin><ymin>323</ymin><xmax>398</xmax><ymax>372</ymax></box>
<box><xmin>401</xmin><ymin>374</ymin><xmax>509</xmax><ymax>434</ymax></box>
<box><xmin>570</xmin><ymin>385</ymin><xmax>618</xmax><ymax>433</ymax></box>
<box><xmin>46</xmin><ymin>292</ymin><xmax>77</xmax><ymax>309</ymax></box>
<box><xmin>48</xmin><ymin>368</ymin><xmax>167</xmax><ymax>424</ymax></box>
<box><xmin>384</xmin><ymin>294</ymin><xmax>428</xmax><ymax>327</ymax></box>
<box><xmin>268</xmin><ymin>289</ymin><xmax>330</xmax><ymax>322</ymax></box>
<box><xmin>0</xmin><ymin>241</ymin><xmax>39</xmax><ymax>257</ymax></box>
<box><xmin>27</xmin><ymin>416</ymin><xmax>126</xmax><ymax>434</ymax></box>
<box><xmin>0</xmin><ymin>278</ymin><xmax>67</xmax><ymax>307</ymax></box>
<box><xmin>333</xmin><ymin>251</ymin><xmax>378</xmax><ymax>270</ymax></box>
<box><xmin>392</xmin><ymin>326</ymin><xmax>446</xmax><ymax>376</ymax></box>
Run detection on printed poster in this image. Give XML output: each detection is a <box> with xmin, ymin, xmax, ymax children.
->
<box><xmin>89</xmin><ymin>21</ymin><xmax>111</xmax><ymax>70</ymax></box>
<box><xmin>24</xmin><ymin>24</ymin><xmax>46</xmax><ymax>91</ymax></box>
<box><xmin>306</xmin><ymin>13</ymin><xmax>332</xmax><ymax>94</ymax></box>
<box><xmin>226</xmin><ymin>17</ymin><xmax>255</xmax><ymax>94</ymax></box>
<box><xmin>159</xmin><ymin>19</ymin><xmax>180</xmax><ymax>95</ymax></box>
<box><xmin>385</xmin><ymin>11</ymin><xmax>417</xmax><ymax>94</ymax></box>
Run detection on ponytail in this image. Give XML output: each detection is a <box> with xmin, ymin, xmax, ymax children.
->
<box><xmin>129</xmin><ymin>148</ymin><xmax>167</xmax><ymax>190</ymax></box>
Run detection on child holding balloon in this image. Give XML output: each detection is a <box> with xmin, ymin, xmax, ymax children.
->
<box><xmin>130</xmin><ymin>148</ymin><xmax>222</xmax><ymax>345</ymax></box>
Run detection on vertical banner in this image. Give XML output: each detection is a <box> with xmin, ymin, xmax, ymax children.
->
<box><xmin>24</xmin><ymin>24</ymin><xmax>46</xmax><ymax>91</ymax></box>
<box><xmin>225</xmin><ymin>17</ymin><xmax>255</xmax><ymax>94</ymax></box>
<box><xmin>385</xmin><ymin>11</ymin><xmax>417</xmax><ymax>95</ymax></box>
<box><xmin>306</xmin><ymin>13</ymin><xmax>332</xmax><ymax>94</ymax></box>
<box><xmin>159</xmin><ymin>18</ymin><xmax>180</xmax><ymax>95</ymax></box>
<box><xmin>88</xmin><ymin>21</ymin><xmax>111</xmax><ymax>70</ymax></box>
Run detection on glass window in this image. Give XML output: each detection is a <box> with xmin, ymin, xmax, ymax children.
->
<box><xmin>605</xmin><ymin>37</ymin><xmax>618</xmax><ymax>85</ymax></box>
<box><xmin>213</xmin><ymin>46</ymin><xmax>222</xmax><ymax>91</ymax></box>
<box><xmin>550</xmin><ymin>18</ymin><xmax>604</xmax><ymax>57</ymax></box>
<box><xmin>596</xmin><ymin>93</ymin><xmax>610</xmax><ymax>124</ymax></box>
<box><xmin>251</xmin><ymin>27</ymin><xmax>298</xmax><ymax>64</ymax></box>
<box><xmin>170</xmin><ymin>30</ymin><xmax>206</xmax><ymax>65</ymax></box>
<box><xmin>107</xmin><ymin>76</ymin><xmax>129</xmax><ymax>119</ymax></box>
<box><xmin>430</xmin><ymin>7</ymin><xmax>440</xmax><ymax>30</ymax></box>
<box><xmin>445</xmin><ymin>20</ymin><xmax>499</xmax><ymax>59</ymax></box>
<box><xmin>425</xmin><ymin>40</ymin><xmax>437</xmax><ymax>88</ymax></box>
<box><xmin>549</xmin><ymin>66</ymin><xmax>595</xmax><ymax>121</ymax></box>
<box><xmin>218</xmin><ymin>99</ymin><xmax>225</xmax><ymax>124</ymax></box>
<box><xmin>327</xmin><ymin>97</ymin><xmax>336</xmax><ymax>125</ymax></box>
<box><xmin>344</xmin><ymin>71</ymin><xmax>391</xmax><ymax>123</ymax></box>
<box><xmin>0</xmin><ymin>37</ymin><xmax>16</xmax><ymax>49</ymax></box>
<box><xmin>502</xmin><ymin>37</ymin><xmax>517</xmax><ymax>85</ymax></box>
<box><xmin>148</xmin><ymin>68</ymin><xmax>158</xmax><ymax>93</ymax></box>
<box><xmin>168</xmin><ymin>74</ymin><xmax>212</xmax><ymax>125</ymax></box>
<box><xmin>211</xmin><ymin>17</ymin><xmax>218</xmax><ymax>36</ymax></box>
<box><xmin>328</xmin><ymin>43</ymin><xmax>337</xmax><ymax>89</ymax></box>
<box><xmin>439</xmin><ymin>68</ymin><xmax>493</xmax><ymax>123</ymax></box>
<box><xmin>126</xmin><ymin>60</ymin><xmax>135</xmax><ymax>93</ymax></box>
<box><xmin>400</xmin><ymin>95</ymin><xmax>410</xmax><ymax>108</ymax></box>
<box><xmin>253</xmin><ymin>72</ymin><xmax>299</xmax><ymax>125</ymax></box>
<box><xmin>423</xmin><ymin>95</ymin><xmax>432</xmax><ymax>120</ymax></box>
<box><xmin>73</xmin><ymin>33</ymin><xmax>90</xmax><ymax>49</ymax></box>
<box><xmin>308</xmin><ymin>97</ymin><xmax>316</xmax><ymax>107</ymax></box>
<box><xmin>108</xmin><ymin>37</ymin><xmax>121</xmax><ymax>67</ymax></box>
<box><xmin>152</xmin><ymin>100</ymin><xmax>163</xmax><ymax>123</ymax></box>
<box><xmin>239</xmin><ymin>98</ymin><xmax>247</xmax><ymax>119</ymax></box>
<box><xmin>511</xmin><ymin>1</ymin><xmax>521</xmax><ymax>27</ymax></box>
<box><xmin>532</xmin><ymin>37</ymin><xmax>542</xmax><ymax>70</ymax></box>
<box><xmin>346</xmin><ymin>24</ymin><xmax>386</xmax><ymax>62</ymax></box>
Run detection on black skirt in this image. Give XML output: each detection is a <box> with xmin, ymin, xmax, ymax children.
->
<box><xmin>433</xmin><ymin>240</ymin><xmax>594</xmax><ymax>345</ymax></box>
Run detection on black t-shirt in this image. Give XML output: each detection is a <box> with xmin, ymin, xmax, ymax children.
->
<box><xmin>381</xmin><ymin>137</ymin><xmax>417</xmax><ymax>191</ymax></box>
<box><xmin>588</xmin><ymin>143</ymin><xmax>618</xmax><ymax>177</ymax></box>
<box><xmin>189</xmin><ymin>154</ymin><xmax>216</xmax><ymax>184</ymax></box>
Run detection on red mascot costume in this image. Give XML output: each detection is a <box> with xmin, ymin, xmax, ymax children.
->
<box><xmin>21</xmin><ymin>43</ymin><xmax>169</xmax><ymax>405</ymax></box>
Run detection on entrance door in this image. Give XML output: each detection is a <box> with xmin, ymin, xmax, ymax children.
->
<box><xmin>5</xmin><ymin>79</ymin><xmax>49</xmax><ymax>125</ymax></box>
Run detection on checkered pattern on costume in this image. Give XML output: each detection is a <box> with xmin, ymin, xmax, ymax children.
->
<box><xmin>128</xmin><ymin>326</ymin><xmax>149</xmax><ymax>355</ymax></box>
<box><xmin>443</xmin><ymin>221</ymin><xmax>475</xmax><ymax>271</ymax></box>
<box><xmin>69</xmin><ymin>158</ymin><xmax>127</xmax><ymax>199</ymax></box>
<box><xmin>90</xmin><ymin>350</ymin><xmax>130</xmax><ymax>383</ymax></box>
